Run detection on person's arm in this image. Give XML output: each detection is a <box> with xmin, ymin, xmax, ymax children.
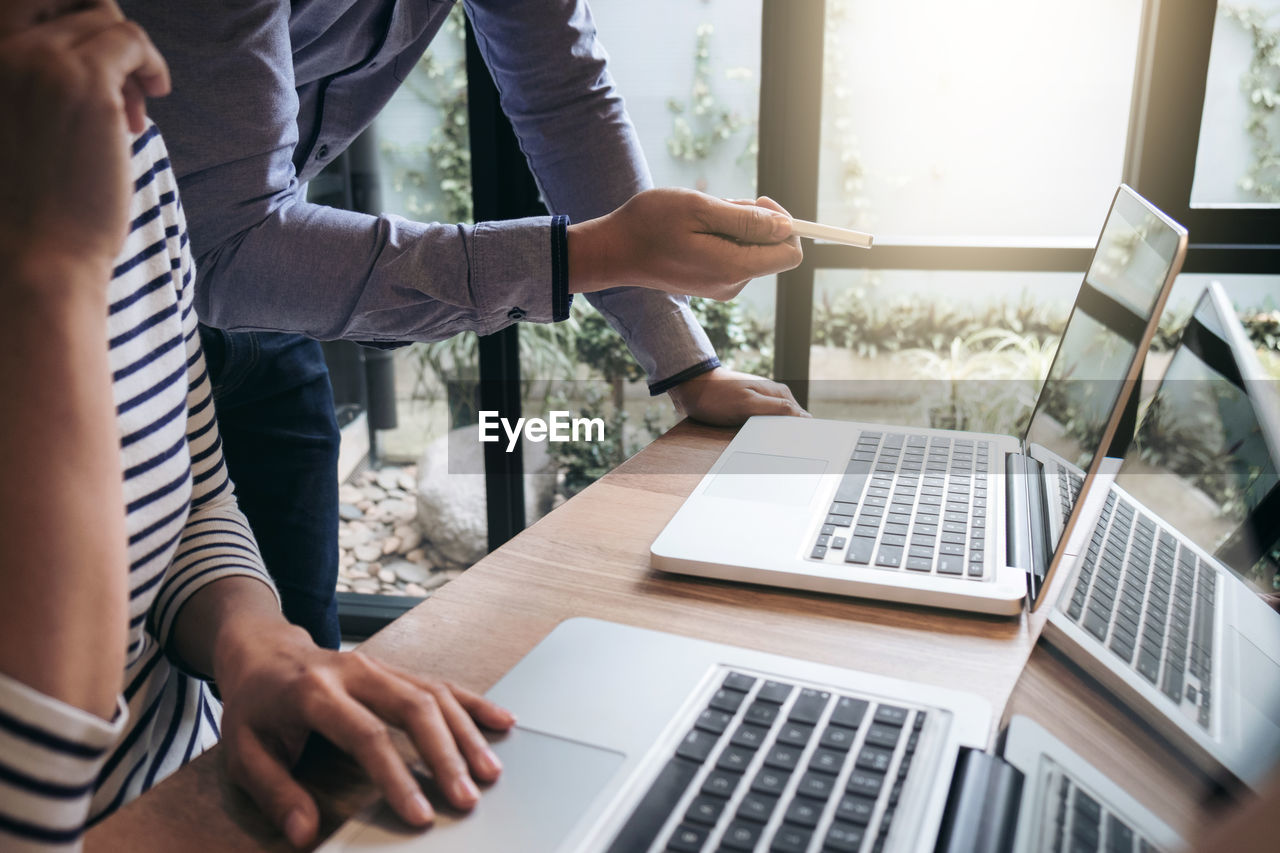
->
<box><xmin>0</xmin><ymin>5</ymin><xmax>168</xmax><ymax>848</ymax></box>
<box><xmin>466</xmin><ymin>0</ymin><xmax>807</xmax><ymax>420</ymax></box>
<box><xmin>147</xmin><ymin>221</ymin><xmax>513</xmax><ymax>848</ymax></box>
<box><xmin>123</xmin><ymin>0</ymin><xmax>798</xmax><ymax>350</ymax></box>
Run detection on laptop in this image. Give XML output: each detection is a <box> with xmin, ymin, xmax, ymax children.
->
<box><xmin>1043</xmin><ymin>281</ymin><xmax>1280</xmax><ymax>789</ymax></box>
<box><xmin>321</xmin><ymin>619</ymin><xmax>1183</xmax><ymax>852</ymax></box>
<box><xmin>651</xmin><ymin>186</ymin><xmax>1188</xmax><ymax>616</ymax></box>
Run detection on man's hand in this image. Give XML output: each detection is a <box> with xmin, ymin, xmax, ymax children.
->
<box><xmin>568</xmin><ymin>190</ymin><xmax>802</xmax><ymax>301</ymax></box>
<box><xmin>668</xmin><ymin>367</ymin><xmax>810</xmax><ymax>427</ymax></box>
<box><xmin>0</xmin><ymin>1</ymin><xmax>169</xmax><ymax>279</ymax></box>
<box><xmin>213</xmin><ymin>620</ymin><xmax>515</xmax><ymax>848</ymax></box>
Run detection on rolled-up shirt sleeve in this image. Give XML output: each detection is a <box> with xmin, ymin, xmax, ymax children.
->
<box><xmin>0</xmin><ymin>671</ymin><xmax>127</xmax><ymax>853</ymax></box>
<box><xmin>130</xmin><ymin>0</ymin><xmax>717</xmax><ymax>386</ymax></box>
<box><xmin>466</xmin><ymin>0</ymin><xmax>720</xmax><ymax>391</ymax></box>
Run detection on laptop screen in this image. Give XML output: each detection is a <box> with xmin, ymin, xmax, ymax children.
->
<box><xmin>1115</xmin><ymin>285</ymin><xmax>1280</xmax><ymax>596</ymax></box>
<box><xmin>1023</xmin><ymin>187</ymin><xmax>1186</xmax><ymax>564</ymax></box>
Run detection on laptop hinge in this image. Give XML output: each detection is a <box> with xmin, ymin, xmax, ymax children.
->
<box><xmin>1005</xmin><ymin>453</ymin><xmax>1051</xmax><ymax>601</ymax></box>
<box><xmin>933</xmin><ymin>747</ymin><xmax>1025</xmax><ymax>853</ymax></box>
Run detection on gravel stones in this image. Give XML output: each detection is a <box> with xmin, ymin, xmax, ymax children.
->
<box><xmin>336</xmin><ymin>463</ymin><xmax>465</xmax><ymax>598</ymax></box>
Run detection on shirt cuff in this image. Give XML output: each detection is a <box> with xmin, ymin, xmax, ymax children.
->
<box><xmin>0</xmin><ymin>671</ymin><xmax>128</xmax><ymax>849</ymax></box>
<box><xmin>649</xmin><ymin>357</ymin><xmax>722</xmax><ymax>396</ymax></box>
<box><xmin>469</xmin><ymin>215</ymin><xmax>572</xmax><ymax>333</ymax></box>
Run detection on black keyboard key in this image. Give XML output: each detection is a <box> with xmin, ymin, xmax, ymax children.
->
<box><xmin>826</xmin><ymin>514</ymin><xmax>854</xmax><ymax>528</ymax></box>
<box><xmin>737</xmin><ymin>791</ymin><xmax>778</xmax><ymax>823</ymax></box>
<box><xmin>906</xmin><ymin>556</ymin><xmax>933</xmax><ymax>572</ymax></box>
<box><xmin>1136</xmin><ymin>651</ymin><xmax>1159</xmax><ymax>684</ymax></box>
<box><xmin>796</xmin><ymin>769</ymin><xmax>837</xmax><ymax>799</ymax></box>
<box><xmin>809</xmin><ymin>747</ymin><xmax>845</xmax><ymax>775</ymax></box>
<box><xmin>776</xmin><ymin>721</ymin><xmax>815</xmax><ymax>748</ymax></box>
<box><xmin>771</xmin><ymin>824</ymin><xmax>813</xmax><ymax>853</ymax></box>
<box><xmin>820</xmin><ymin>724</ymin><xmax>859</xmax><ymax>751</ymax></box>
<box><xmin>823</xmin><ymin>822</ymin><xmax>866</xmax><ymax>852</ymax></box>
<box><xmin>864</xmin><ymin>722</ymin><xmax>902</xmax><ymax>749</ymax></box>
<box><xmin>695</xmin><ymin>708</ymin><xmax>733</xmax><ymax>735</ymax></box>
<box><xmin>731</xmin><ymin>724</ymin><xmax>769</xmax><ymax>750</ymax></box>
<box><xmin>723</xmin><ymin>672</ymin><xmax>756</xmax><ymax>692</ymax></box>
<box><xmin>745</xmin><ymin>700</ymin><xmax>780</xmax><ymax>727</ymax></box>
<box><xmin>607</xmin><ymin>756</ymin><xmax>699</xmax><ymax>853</ymax></box>
<box><xmin>701</xmin><ymin>768</ymin><xmax>742</xmax><ymax>798</ymax></box>
<box><xmin>720</xmin><ymin>819</ymin><xmax>763</xmax><ymax>851</ymax></box>
<box><xmin>874</xmin><ymin>705</ymin><xmax>909</xmax><ymax>726</ymax></box>
<box><xmin>789</xmin><ymin>689</ymin><xmax>831</xmax><ymax>724</ymax></box>
<box><xmin>836</xmin><ymin>793</ymin><xmax>876</xmax><ymax>825</ymax></box>
<box><xmin>1083</xmin><ymin>610</ymin><xmax>1109</xmax><ymax>641</ymax></box>
<box><xmin>751</xmin><ymin>767</ymin><xmax>789</xmax><ymax>796</ymax></box>
<box><xmin>676</xmin><ymin>728</ymin><xmax>717</xmax><ymax>763</ymax></box>
<box><xmin>856</xmin><ymin>745</ymin><xmax>894</xmax><ymax>773</ymax></box>
<box><xmin>784</xmin><ymin>796</ymin><xmax>825</xmax><ymax>828</ymax></box>
<box><xmin>831</xmin><ymin>696</ymin><xmax>869</xmax><ymax>728</ymax></box>
<box><xmin>835</xmin><ymin>459</ymin><xmax>873</xmax><ymax>503</ymax></box>
<box><xmin>717</xmin><ymin>744</ymin><xmax>756</xmax><ymax>773</ymax></box>
<box><xmin>846</xmin><ymin>768</ymin><xmax>885</xmax><ymax>797</ymax></box>
<box><xmin>710</xmin><ymin>688</ymin><xmax>748</xmax><ymax>714</ymax></box>
<box><xmin>685</xmin><ymin>794</ymin><xmax>725</xmax><ymax>826</ymax></box>
<box><xmin>937</xmin><ymin>555</ymin><xmax>964</xmax><ymax>575</ymax></box>
<box><xmin>845</xmin><ymin>536</ymin><xmax>876</xmax><ymax>564</ymax></box>
<box><xmin>665</xmin><ymin>823</ymin><xmax>708</xmax><ymax>853</ymax></box>
<box><xmin>765</xmin><ymin>743</ymin><xmax>803</xmax><ymax>771</ymax></box>
<box><xmin>875</xmin><ymin>545</ymin><xmax>903</xmax><ymax>568</ymax></box>
<box><xmin>810</xmin><ymin>545</ymin><xmax>828</xmax><ymax>560</ymax></box>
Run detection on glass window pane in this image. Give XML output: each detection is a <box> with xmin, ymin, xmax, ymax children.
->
<box><xmin>818</xmin><ymin>0</ymin><xmax>1143</xmax><ymax>239</ymax></box>
<box><xmin>1192</xmin><ymin>2</ymin><xmax>1280</xmax><ymax>207</ymax></box>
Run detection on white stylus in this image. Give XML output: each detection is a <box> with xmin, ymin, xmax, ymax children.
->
<box><xmin>788</xmin><ymin>218</ymin><xmax>874</xmax><ymax>249</ymax></box>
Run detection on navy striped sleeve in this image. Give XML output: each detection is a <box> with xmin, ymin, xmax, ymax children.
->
<box><xmin>0</xmin><ymin>672</ymin><xmax>127</xmax><ymax>852</ymax></box>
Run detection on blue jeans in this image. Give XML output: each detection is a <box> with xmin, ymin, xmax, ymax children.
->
<box><xmin>199</xmin><ymin>326</ymin><xmax>341</xmax><ymax>649</ymax></box>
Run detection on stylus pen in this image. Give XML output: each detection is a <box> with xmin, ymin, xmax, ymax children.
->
<box><xmin>788</xmin><ymin>218</ymin><xmax>874</xmax><ymax>249</ymax></box>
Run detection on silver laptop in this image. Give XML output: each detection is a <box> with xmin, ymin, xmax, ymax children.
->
<box><xmin>651</xmin><ymin>186</ymin><xmax>1188</xmax><ymax>616</ymax></box>
<box><xmin>1043</xmin><ymin>281</ymin><xmax>1280</xmax><ymax>789</ymax></box>
<box><xmin>322</xmin><ymin>619</ymin><xmax>1182</xmax><ymax>852</ymax></box>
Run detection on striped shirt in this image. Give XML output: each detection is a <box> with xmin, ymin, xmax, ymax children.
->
<box><xmin>0</xmin><ymin>125</ymin><xmax>278</xmax><ymax>851</ymax></box>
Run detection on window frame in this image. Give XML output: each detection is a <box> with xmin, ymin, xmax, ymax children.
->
<box><xmin>761</xmin><ymin>0</ymin><xmax>1280</xmax><ymax>409</ymax></box>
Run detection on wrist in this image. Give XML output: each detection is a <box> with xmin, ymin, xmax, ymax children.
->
<box><xmin>212</xmin><ymin>613</ymin><xmax>310</xmax><ymax>692</ymax></box>
<box><xmin>2</xmin><ymin>246</ymin><xmax>113</xmax><ymax>308</ymax></box>
<box><xmin>567</xmin><ymin>218</ymin><xmax>618</xmax><ymax>294</ymax></box>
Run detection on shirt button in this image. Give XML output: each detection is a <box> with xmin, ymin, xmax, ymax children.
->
<box><xmin>316</xmin><ymin>144</ymin><xmax>330</xmax><ymax>160</ymax></box>
<box><xmin>507</xmin><ymin>307</ymin><xmax>526</xmax><ymax>321</ymax></box>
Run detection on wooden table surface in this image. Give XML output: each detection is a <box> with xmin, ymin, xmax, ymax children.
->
<box><xmin>86</xmin><ymin>420</ymin><xmax>1223</xmax><ymax>851</ymax></box>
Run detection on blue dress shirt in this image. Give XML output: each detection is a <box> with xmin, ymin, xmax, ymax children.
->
<box><xmin>123</xmin><ymin>0</ymin><xmax>720</xmax><ymax>393</ymax></box>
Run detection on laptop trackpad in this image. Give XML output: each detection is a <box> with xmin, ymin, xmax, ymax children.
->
<box><xmin>704</xmin><ymin>451</ymin><xmax>827</xmax><ymax>507</ymax></box>
<box><xmin>1235</xmin><ymin>631</ymin><xmax>1280</xmax><ymax>729</ymax></box>
<box><xmin>337</xmin><ymin>728</ymin><xmax>623</xmax><ymax>852</ymax></box>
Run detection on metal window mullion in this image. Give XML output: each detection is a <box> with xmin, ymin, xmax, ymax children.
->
<box><xmin>1127</xmin><ymin>0</ymin><xmax>1280</xmax><ymax>253</ymax></box>
<box><xmin>759</xmin><ymin>0</ymin><xmax>825</xmax><ymax>408</ymax></box>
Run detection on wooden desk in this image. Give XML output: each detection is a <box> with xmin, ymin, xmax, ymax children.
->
<box><xmin>86</xmin><ymin>420</ymin><xmax>1218</xmax><ymax>851</ymax></box>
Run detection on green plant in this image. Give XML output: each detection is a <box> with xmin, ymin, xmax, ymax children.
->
<box><xmin>666</xmin><ymin>22</ymin><xmax>757</xmax><ymax>187</ymax></box>
<box><xmin>898</xmin><ymin>328</ymin><xmax>1059</xmax><ymax>434</ymax></box>
<box><xmin>380</xmin><ymin>4</ymin><xmax>472</xmax><ymax>223</ymax></box>
<box><xmin>812</xmin><ymin>285</ymin><xmax>1067</xmax><ymax>357</ymax></box>
<box><xmin>1223</xmin><ymin>5</ymin><xmax>1280</xmax><ymax>201</ymax></box>
<box><xmin>689</xmin><ymin>297</ymin><xmax>775</xmax><ymax>376</ymax></box>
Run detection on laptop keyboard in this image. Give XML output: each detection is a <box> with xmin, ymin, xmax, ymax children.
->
<box><xmin>607</xmin><ymin>671</ymin><xmax>931</xmax><ymax>853</ymax></box>
<box><xmin>808</xmin><ymin>431</ymin><xmax>993</xmax><ymax>580</ymax></box>
<box><xmin>1043</xmin><ymin>768</ymin><xmax>1166</xmax><ymax>853</ymax></box>
<box><xmin>1062</xmin><ymin>491</ymin><xmax>1216</xmax><ymax>730</ymax></box>
<box><xmin>1054</xmin><ymin>465</ymin><xmax>1086</xmax><ymax>525</ymax></box>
